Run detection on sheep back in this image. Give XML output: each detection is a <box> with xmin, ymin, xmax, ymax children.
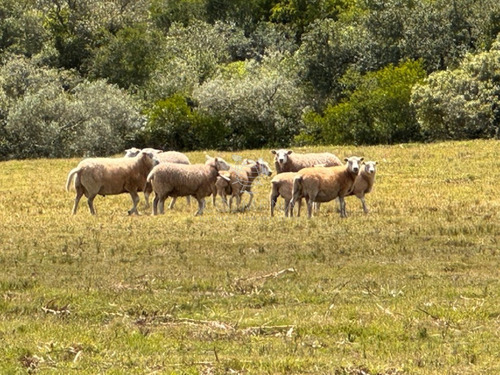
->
<box><xmin>148</xmin><ymin>163</ymin><xmax>219</xmax><ymax>199</ymax></box>
<box><xmin>75</xmin><ymin>153</ymin><xmax>154</xmax><ymax>196</ymax></box>
<box><xmin>272</xmin><ymin>149</ymin><xmax>342</xmax><ymax>173</ymax></box>
<box><xmin>270</xmin><ymin>172</ymin><xmax>296</xmax><ymax>200</ymax></box>
<box><xmin>155</xmin><ymin>151</ymin><xmax>190</xmax><ymax>165</ymax></box>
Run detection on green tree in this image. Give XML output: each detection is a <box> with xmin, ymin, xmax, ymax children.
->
<box><xmin>89</xmin><ymin>25</ymin><xmax>161</xmax><ymax>89</ymax></box>
<box><xmin>142</xmin><ymin>20</ymin><xmax>236</xmax><ymax>103</ymax></box>
<box><xmin>193</xmin><ymin>53</ymin><xmax>305</xmax><ymax>149</ymax></box>
<box><xmin>301</xmin><ymin>60</ymin><xmax>426</xmax><ymax>145</ymax></box>
<box><xmin>411</xmin><ymin>38</ymin><xmax>500</xmax><ymax>140</ymax></box>
<box><xmin>0</xmin><ymin>0</ymin><xmax>48</xmax><ymax>57</ymax></box>
<box><xmin>1</xmin><ymin>56</ymin><xmax>142</xmax><ymax>158</ymax></box>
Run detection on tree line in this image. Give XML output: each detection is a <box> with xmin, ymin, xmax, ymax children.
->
<box><xmin>0</xmin><ymin>0</ymin><xmax>499</xmax><ymax>159</ymax></box>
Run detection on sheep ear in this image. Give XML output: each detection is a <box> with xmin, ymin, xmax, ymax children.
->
<box><xmin>360</xmin><ymin>157</ymin><xmax>364</xmax><ymax>162</ymax></box>
<box><xmin>271</xmin><ymin>150</ymin><xmax>276</xmax><ymax>154</ymax></box>
<box><xmin>344</xmin><ymin>158</ymin><xmax>348</xmax><ymax>162</ymax></box>
<box><xmin>287</xmin><ymin>150</ymin><xmax>293</xmax><ymax>155</ymax></box>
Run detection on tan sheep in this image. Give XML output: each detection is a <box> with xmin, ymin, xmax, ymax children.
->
<box><xmin>290</xmin><ymin>156</ymin><xmax>363</xmax><ymax>218</ymax></box>
<box><xmin>269</xmin><ymin>172</ymin><xmax>303</xmax><ymax>217</ymax></box>
<box><xmin>347</xmin><ymin>161</ymin><xmax>377</xmax><ymax>213</ymax></box>
<box><xmin>213</xmin><ymin>158</ymin><xmax>254</xmax><ymax>207</ymax></box>
<box><xmin>217</xmin><ymin>159</ymin><xmax>272</xmax><ymax>211</ymax></box>
<box><xmin>125</xmin><ymin>148</ymin><xmax>191</xmax><ymax>209</ymax></box>
<box><xmin>147</xmin><ymin>157</ymin><xmax>230</xmax><ymax>216</ymax></box>
<box><xmin>271</xmin><ymin>149</ymin><xmax>342</xmax><ymax>173</ymax></box>
<box><xmin>66</xmin><ymin>150</ymin><xmax>155</xmax><ymax>215</ymax></box>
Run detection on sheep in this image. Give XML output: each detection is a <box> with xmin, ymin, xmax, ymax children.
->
<box><xmin>271</xmin><ymin>149</ymin><xmax>342</xmax><ymax>174</ymax></box>
<box><xmin>152</xmin><ymin>151</ymin><xmax>192</xmax><ymax>209</ymax></box>
<box><xmin>125</xmin><ymin>148</ymin><xmax>191</xmax><ymax>209</ymax></box>
<box><xmin>147</xmin><ymin>156</ymin><xmax>230</xmax><ymax>216</ymax></box>
<box><xmin>347</xmin><ymin>161</ymin><xmax>377</xmax><ymax>213</ymax></box>
<box><xmin>124</xmin><ymin>147</ymin><xmax>162</xmax><ymax>158</ymax></box>
<box><xmin>216</xmin><ymin>159</ymin><xmax>272</xmax><ymax>211</ymax></box>
<box><xmin>66</xmin><ymin>150</ymin><xmax>155</xmax><ymax>215</ymax></box>
<box><xmin>213</xmin><ymin>158</ymin><xmax>254</xmax><ymax>207</ymax></box>
<box><xmin>290</xmin><ymin>156</ymin><xmax>364</xmax><ymax>218</ymax></box>
<box><xmin>269</xmin><ymin>172</ymin><xmax>303</xmax><ymax>217</ymax></box>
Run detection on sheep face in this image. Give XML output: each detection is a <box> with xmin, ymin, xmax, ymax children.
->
<box><xmin>344</xmin><ymin>156</ymin><xmax>364</xmax><ymax>174</ymax></box>
<box><xmin>363</xmin><ymin>161</ymin><xmax>377</xmax><ymax>175</ymax></box>
<box><xmin>214</xmin><ymin>157</ymin><xmax>230</xmax><ymax>171</ymax></box>
<box><xmin>124</xmin><ymin>147</ymin><xmax>141</xmax><ymax>157</ymax></box>
<box><xmin>272</xmin><ymin>149</ymin><xmax>293</xmax><ymax>168</ymax></box>
<box><xmin>256</xmin><ymin>159</ymin><xmax>273</xmax><ymax>176</ymax></box>
<box><xmin>125</xmin><ymin>147</ymin><xmax>161</xmax><ymax>158</ymax></box>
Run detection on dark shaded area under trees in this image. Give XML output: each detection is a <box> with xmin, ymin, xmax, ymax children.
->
<box><xmin>0</xmin><ymin>0</ymin><xmax>499</xmax><ymax>159</ymax></box>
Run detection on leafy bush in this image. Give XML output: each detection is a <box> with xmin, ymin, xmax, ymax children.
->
<box><xmin>141</xmin><ymin>94</ymin><xmax>229</xmax><ymax>151</ymax></box>
<box><xmin>411</xmin><ymin>38</ymin><xmax>500</xmax><ymax>140</ymax></box>
<box><xmin>1</xmin><ymin>56</ymin><xmax>143</xmax><ymax>159</ymax></box>
<box><xmin>300</xmin><ymin>60</ymin><xmax>426</xmax><ymax>145</ymax></box>
<box><xmin>193</xmin><ymin>53</ymin><xmax>306</xmax><ymax>150</ymax></box>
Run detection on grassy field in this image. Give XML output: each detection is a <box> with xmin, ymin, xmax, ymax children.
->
<box><xmin>0</xmin><ymin>140</ymin><xmax>499</xmax><ymax>374</ymax></box>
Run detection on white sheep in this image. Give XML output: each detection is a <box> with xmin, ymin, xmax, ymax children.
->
<box><xmin>290</xmin><ymin>156</ymin><xmax>363</xmax><ymax>218</ymax></box>
<box><xmin>271</xmin><ymin>149</ymin><xmax>342</xmax><ymax>174</ymax></box>
<box><xmin>217</xmin><ymin>159</ymin><xmax>272</xmax><ymax>211</ymax></box>
<box><xmin>66</xmin><ymin>150</ymin><xmax>155</xmax><ymax>215</ymax></box>
<box><xmin>147</xmin><ymin>156</ymin><xmax>230</xmax><ymax>216</ymax></box>
<box><xmin>125</xmin><ymin>148</ymin><xmax>191</xmax><ymax>209</ymax></box>
<box><xmin>269</xmin><ymin>172</ymin><xmax>303</xmax><ymax>217</ymax></box>
<box><xmin>347</xmin><ymin>161</ymin><xmax>377</xmax><ymax>213</ymax></box>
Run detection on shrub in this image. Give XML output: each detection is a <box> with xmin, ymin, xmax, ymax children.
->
<box><xmin>301</xmin><ymin>60</ymin><xmax>426</xmax><ymax>145</ymax></box>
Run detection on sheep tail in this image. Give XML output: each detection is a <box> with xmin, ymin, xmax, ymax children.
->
<box><xmin>65</xmin><ymin>167</ymin><xmax>81</xmax><ymax>191</ymax></box>
<box><xmin>292</xmin><ymin>175</ymin><xmax>303</xmax><ymax>197</ymax></box>
<box><xmin>146</xmin><ymin>169</ymin><xmax>155</xmax><ymax>184</ymax></box>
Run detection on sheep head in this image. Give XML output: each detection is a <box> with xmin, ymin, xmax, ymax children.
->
<box><xmin>344</xmin><ymin>156</ymin><xmax>364</xmax><ymax>174</ymax></box>
<box><xmin>271</xmin><ymin>149</ymin><xmax>293</xmax><ymax>167</ymax></box>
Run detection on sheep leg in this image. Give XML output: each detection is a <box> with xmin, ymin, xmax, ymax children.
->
<box><xmin>289</xmin><ymin>198</ymin><xmax>295</xmax><ymax>217</ymax></box>
<box><xmin>152</xmin><ymin>194</ymin><xmax>159</xmax><ymax>215</ymax></box>
<box><xmin>195</xmin><ymin>198</ymin><xmax>206</xmax><ymax>216</ymax></box>
<box><xmin>72</xmin><ymin>188</ymin><xmax>84</xmax><ymax>215</ymax></box>
<box><xmin>235</xmin><ymin>194</ymin><xmax>242</xmax><ymax>210</ymax></box>
<box><xmin>360</xmin><ymin>196</ymin><xmax>369</xmax><ymax>213</ymax></box>
<box><xmin>244</xmin><ymin>191</ymin><xmax>253</xmax><ymax>210</ymax></box>
<box><xmin>168</xmin><ymin>197</ymin><xmax>177</xmax><ymax>210</ymax></box>
<box><xmin>186</xmin><ymin>196</ymin><xmax>191</xmax><ymax>206</ymax></box>
<box><xmin>306</xmin><ymin>198</ymin><xmax>314</xmax><ymax>219</ymax></box>
<box><xmin>270</xmin><ymin>193</ymin><xmax>279</xmax><ymax>217</ymax></box>
<box><xmin>128</xmin><ymin>191</ymin><xmax>140</xmax><ymax>215</ymax></box>
<box><xmin>283</xmin><ymin>199</ymin><xmax>290</xmax><ymax>217</ymax></box>
<box><xmin>87</xmin><ymin>194</ymin><xmax>97</xmax><ymax>215</ymax></box>
<box><xmin>339</xmin><ymin>196</ymin><xmax>347</xmax><ymax>218</ymax></box>
<box><xmin>297</xmin><ymin>198</ymin><xmax>302</xmax><ymax>217</ymax></box>
<box><xmin>220</xmin><ymin>193</ymin><xmax>230</xmax><ymax>211</ymax></box>
<box><xmin>144</xmin><ymin>182</ymin><xmax>153</xmax><ymax>209</ymax></box>
<box><xmin>159</xmin><ymin>197</ymin><xmax>166</xmax><ymax>214</ymax></box>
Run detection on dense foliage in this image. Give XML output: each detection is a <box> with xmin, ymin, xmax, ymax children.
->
<box><xmin>1</xmin><ymin>0</ymin><xmax>499</xmax><ymax>158</ymax></box>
